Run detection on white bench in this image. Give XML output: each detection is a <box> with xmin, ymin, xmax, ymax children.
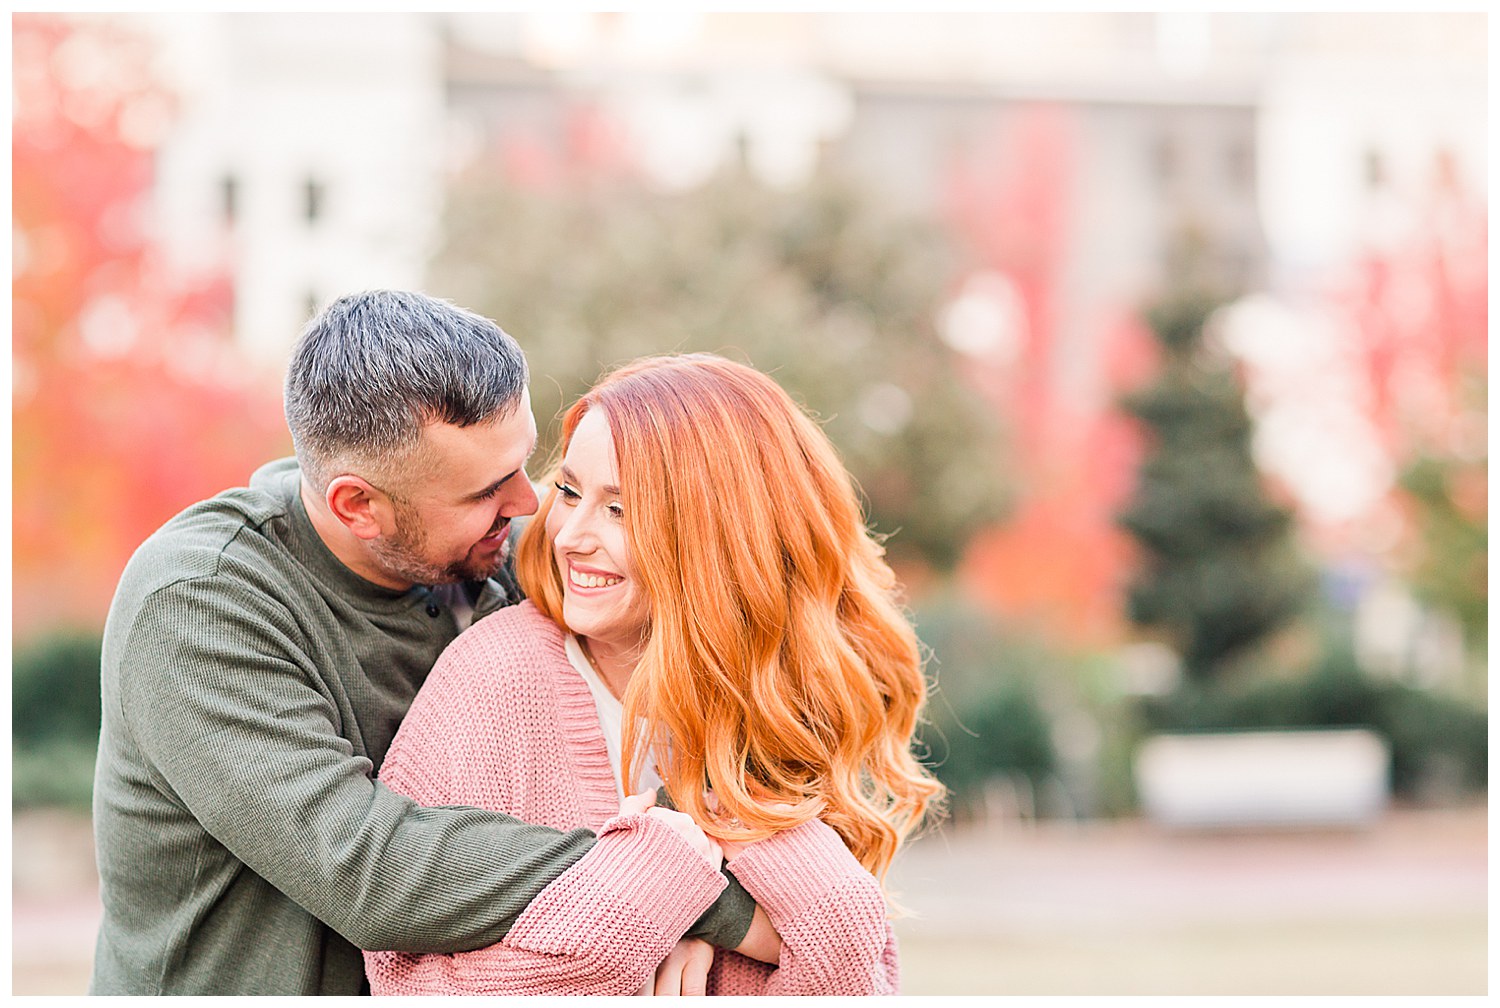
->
<box><xmin>1134</xmin><ymin>728</ymin><xmax>1391</xmax><ymax>829</ymax></box>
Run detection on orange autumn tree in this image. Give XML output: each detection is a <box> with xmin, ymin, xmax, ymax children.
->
<box><xmin>13</xmin><ymin>14</ymin><xmax>289</xmax><ymax>642</ymax></box>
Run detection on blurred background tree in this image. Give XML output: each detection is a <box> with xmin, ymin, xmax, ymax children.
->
<box><xmin>12</xmin><ymin>15</ymin><xmax>288</xmax><ymax>807</ymax></box>
<box><xmin>1392</xmin><ymin>373</ymin><xmax>1488</xmax><ymax>656</ymax></box>
<box><xmin>12</xmin><ymin>14</ymin><xmax>290</xmax><ymax>639</ymax></box>
<box><xmin>429</xmin><ymin>161</ymin><xmax>1012</xmax><ymax>574</ymax></box>
<box><xmin>1338</xmin><ymin>150</ymin><xmax>1488</xmax><ymax>691</ymax></box>
<box><xmin>1115</xmin><ymin>287</ymin><xmax>1313</xmax><ymax>684</ymax></box>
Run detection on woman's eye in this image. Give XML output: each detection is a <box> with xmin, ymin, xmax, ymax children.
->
<box><xmin>555</xmin><ymin>481</ymin><xmax>581</xmax><ymax>502</ymax></box>
<box><xmin>607</xmin><ymin>501</ymin><xmax>625</xmax><ymax>520</ymax></box>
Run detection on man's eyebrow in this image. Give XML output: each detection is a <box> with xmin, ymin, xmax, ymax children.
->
<box><xmin>465</xmin><ymin>470</ymin><xmax>519</xmax><ymax>500</ymax></box>
<box><xmin>466</xmin><ymin>440</ymin><xmax>539</xmax><ymax>500</ymax></box>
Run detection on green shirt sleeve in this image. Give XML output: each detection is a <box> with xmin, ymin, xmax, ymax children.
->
<box><xmin>685</xmin><ymin>871</ymin><xmax>757</xmax><ymax>948</ymax></box>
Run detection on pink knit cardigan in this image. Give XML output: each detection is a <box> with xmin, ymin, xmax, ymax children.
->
<box><xmin>363</xmin><ymin>601</ymin><xmax>899</xmax><ymax>996</ymax></box>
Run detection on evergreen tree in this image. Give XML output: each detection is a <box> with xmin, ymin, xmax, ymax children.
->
<box><xmin>1116</xmin><ymin>290</ymin><xmax>1311</xmax><ymax>683</ymax></box>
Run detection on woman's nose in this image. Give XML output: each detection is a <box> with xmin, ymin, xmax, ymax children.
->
<box><xmin>552</xmin><ymin>502</ymin><xmax>595</xmax><ymax>552</ymax></box>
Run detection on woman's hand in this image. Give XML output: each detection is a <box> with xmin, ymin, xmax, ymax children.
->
<box><xmin>617</xmin><ymin>789</ymin><xmax>657</xmax><ymax>817</ymax></box>
<box><xmin>619</xmin><ymin>790</ymin><xmax>724</xmax><ymax>869</ymax></box>
<box><xmin>653</xmin><ymin>937</ymin><xmax>715</xmax><ymax>995</ymax></box>
<box><xmin>707</xmin><ymin>794</ymin><xmax>799</xmax><ymax>864</ymax></box>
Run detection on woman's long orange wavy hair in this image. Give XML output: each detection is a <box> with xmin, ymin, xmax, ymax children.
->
<box><xmin>515</xmin><ymin>353</ymin><xmax>944</xmax><ymax>881</ymax></box>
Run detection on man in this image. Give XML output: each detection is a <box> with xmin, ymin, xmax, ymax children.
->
<box><xmin>90</xmin><ymin>290</ymin><xmax>762</xmax><ymax>995</ymax></box>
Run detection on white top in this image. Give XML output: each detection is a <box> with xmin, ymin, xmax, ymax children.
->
<box><xmin>563</xmin><ymin>635</ymin><xmax>664</xmax><ymax>803</ymax></box>
<box><xmin>564</xmin><ymin>634</ymin><xmax>666</xmax><ymax>997</ymax></box>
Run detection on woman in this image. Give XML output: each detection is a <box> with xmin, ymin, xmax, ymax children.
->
<box><xmin>365</xmin><ymin>353</ymin><xmax>943</xmax><ymax>995</ymax></box>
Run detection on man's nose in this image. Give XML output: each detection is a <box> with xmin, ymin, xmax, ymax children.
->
<box><xmin>502</xmin><ymin>475</ymin><xmax>541</xmax><ymax>518</ymax></box>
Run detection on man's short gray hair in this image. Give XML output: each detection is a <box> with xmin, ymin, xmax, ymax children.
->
<box><xmin>284</xmin><ymin>290</ymin><xmax>528</xmax><ymax>492</ymax></box>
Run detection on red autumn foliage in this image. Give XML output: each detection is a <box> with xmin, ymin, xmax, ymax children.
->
<box><xmin>13</xmin><ymin>14</ymin><xmax>289</xmax><ymax>641</ymax></box>
<box><xmin>1342</xmin><ymin>151</ymin><xmax>1487</xmax><ymax>466</ymax></box>
<box><xmin>942</xmin><ymin>103</ymin><xmax>1154</xmax><ymax>646</ymax></box>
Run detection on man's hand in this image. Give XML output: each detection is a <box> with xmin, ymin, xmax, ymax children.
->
<box><xmin>653</xmin><ymin>937</ymin><xmax>714</xmax><ymax>995</ymax></box>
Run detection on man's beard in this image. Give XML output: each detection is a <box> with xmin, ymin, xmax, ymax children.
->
<box><xmin>369</xmin><ymin>508</ymin><xmax>509</xmax><ymax>587</ymax></box>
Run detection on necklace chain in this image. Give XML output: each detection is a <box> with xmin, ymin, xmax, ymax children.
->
<box><xmin>579</xmin><ymin>637</ymin><xmax>627</xmax><ymax>702</ymax></box>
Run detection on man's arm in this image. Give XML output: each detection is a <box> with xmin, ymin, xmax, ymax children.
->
<box><xmin>118</xmin><ymin>578</ymin><xmax>594</xmax><ymax>953</ymax></box>
<box><xmin>365</xmin><ymin>811</ymin><xmax>728</xmax><ymax>995</ymax></box>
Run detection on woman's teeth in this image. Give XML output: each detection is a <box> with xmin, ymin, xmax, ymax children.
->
<box><xmin>570</xmin><ymin>569</ymin><xmax>623</xmax><ymax>589</ymax></box>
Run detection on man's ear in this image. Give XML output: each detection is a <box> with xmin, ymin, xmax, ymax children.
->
<box><xmin>325</xmin><ymin>476</ymin><xmax>394</xmax><ymax>541</ymax></box>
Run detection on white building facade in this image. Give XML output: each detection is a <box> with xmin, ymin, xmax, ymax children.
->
<box><xmin>140</xmin><ymin>12</ymin><xmax>447</xmax><ymax>364</ymax></box>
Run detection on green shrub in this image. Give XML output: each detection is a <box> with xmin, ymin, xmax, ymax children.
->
<box><xmin>13</xmin><ymin>629</ymin><xmax>103</xmax><ymax>809</ymax></box>
<box><xmin>920</xmin><ymin>677</ymin><xmax>1057</xmax><ymax>810</ymax></box>
<box><xmin>13</xmin><ymin>737</ymin><xmax>98</xmax><ymax>811</ymax></box>
<box><xmin>13</xmin><ymin>630</ymin><xmax>103</xmax><ymax>744</ymax></box>
<box><xmin>913</xmin><ymin>599</ymin><xmax>1060</xmax><ymax>818</ymax></box>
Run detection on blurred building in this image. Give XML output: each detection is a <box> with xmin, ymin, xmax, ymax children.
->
<box><xmin>139</xmin><ymin>12</ymin><xmax>447</xmax><ymax>364</ymax></box>
<box><xmin>130</xmin><ymin>12</ymin><xmax>1484</xmax><ymax>366</ymax></box>
<box><xmin>446</xmin><ymin>12</ymin><xmax>1271</xmax><ymax>427</ymax></box>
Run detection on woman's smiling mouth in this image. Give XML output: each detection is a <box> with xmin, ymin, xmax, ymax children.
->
<box><xmin>568</xmin><ymin>563</ymin><xmax>623</xmax><ymax>590</ymax></box>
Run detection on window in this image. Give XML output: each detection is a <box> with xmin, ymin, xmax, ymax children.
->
<box><xmin>1153</xmin><ymin>135</ymin><xmax>1178</xmax><ymax>189</ymax></box>
<box><xmin>221</xmin><ymin>175</ymin><xmax>238</xmax><ymax>226</ymax></box>
<box><xmin>304</xmin><ymin>177</ymin><xmax>325</xmax><ymax>224</ymax></box>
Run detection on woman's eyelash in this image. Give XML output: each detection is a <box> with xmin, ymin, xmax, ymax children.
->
<box><xmin>554</xmin><ymin>481</ymin><xmax>622</xmax><ymax>517</ymax></box>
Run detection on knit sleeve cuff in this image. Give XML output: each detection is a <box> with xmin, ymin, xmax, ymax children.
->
<box><xmin>584</xmin><ymin>811</ymin><xmax>727</xmax><ymax>931</ymax></box>
<box><xmin>647</xmin><ymin>789</ymin><xmax>758</xmax><ymax>948</ymax></box>
<box><xmin>724</xmin><ymin>819</ymin><xmax>871</xmax><ymax>922</ymax></box>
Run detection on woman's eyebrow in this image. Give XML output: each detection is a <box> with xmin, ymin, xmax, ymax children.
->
<box><xmin>557</xmin><ymin>465</ymin><xmax>619</xmax><ymax>495</ymax></box>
